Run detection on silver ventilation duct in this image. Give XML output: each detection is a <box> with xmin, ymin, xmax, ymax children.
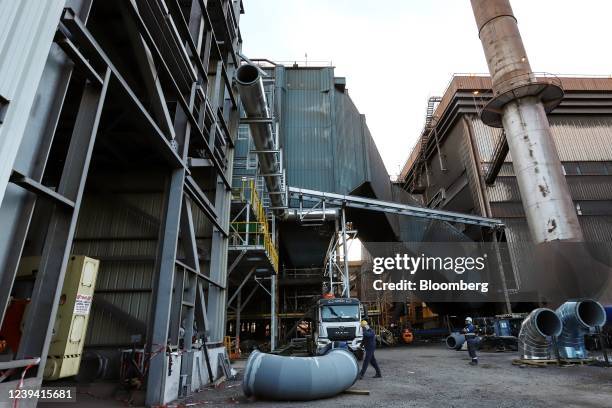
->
<box><xmin>235</xmin><ymin>64</ymin><xmax>285</xmax><ymax>214</ymax></box>
<box><xmin>242</xmin><ymin>349</ymin><xmax>358</xmax><ymax>401</ymax></box>
<box><xmin>518</xmin><ymin>308</ymin><xmax>562</xmax><ymax>360</ymax></box>
<box><xmin>446</xmin><ymin>332</ymin><xmax>465</xmax><ymax>350</ymax></box>
<box><xmin>555</xmin><ymin>300</ymin><xmax>606</xmax><ymax>359</ymax></box>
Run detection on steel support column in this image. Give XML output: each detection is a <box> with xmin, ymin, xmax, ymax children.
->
<box><xmin>145</xmin><ymin>168</ymin><xmax>185</xmax><ymax>406</ymax></box>
<box><xmin>17</xmin><ymin>70</ymin><xmax>111</xmax><ymax>379</ymax></box>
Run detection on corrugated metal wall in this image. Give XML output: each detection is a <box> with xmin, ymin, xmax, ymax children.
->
<box><xmin>334</xmin><ymin>90</ymin><xmax>367</xmax><ymax>194</ymax></box>
<box><xmin>470</xmin><ymin>115</ymin><xmax>612</xmax><ymax>163</ymax></box>
<box><xmin>73</xmin><ymin>190</ymin><xmax>164</xmax><ymax>346</ymax></box>
<box><xmin>282</xmin><ymin>68</ymin><xmax>335</xmax><ymax>192</ymax></box>
<box><xmin>280</xmin><ymin>67</ymin><xmax>392</xmax><ymax>199</ymax></box>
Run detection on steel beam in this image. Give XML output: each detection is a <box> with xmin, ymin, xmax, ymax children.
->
<box><xmin>289</xmin><ymin>187</ymin><xmax>503</xmax><ymax>228</ymax></box>
<box><xmin>17</xmin><ymin>70</ymin><xmax>111</xmax><ymax>379</ymax></box>
<box><xmin>485</xmin><ymin>134</ymin><xmax>509</xmax><ymax>185</ymax></box>
<box><xmin>145</xmin><ymin>168</ymin><xmax>185</xmax><ymax>406</ymax></box>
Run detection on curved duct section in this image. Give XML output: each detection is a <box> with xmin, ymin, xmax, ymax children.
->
<box><xmin>446</xmin><ymin>333</ymin><xmax>465</xmax><ymax>350</ymax></box>
<box><xmin>236</xmin><ymin>64</ymin><xmax>284</xmax><ymax>215</ymax></box>
<box><xmin>556</xmin><ymin>300</ymin><xmax>607</xmax><ymax>359</ymax></box>
<box><xmin>518</xmin><ymin>308</ymin><xmax>562</xmax><ymax>360</ymax></box>
<box><xmin>242</xmin><ymin>349</ymin><xmax>358</xmax><ymax>401</ymax></box>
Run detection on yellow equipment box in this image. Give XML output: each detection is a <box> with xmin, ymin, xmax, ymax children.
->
<box><xmin>18</xmin><ymin>256</ymin><xmax>100</xmax><ymax>380</ymax></box>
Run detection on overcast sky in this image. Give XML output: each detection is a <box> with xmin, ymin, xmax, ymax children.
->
<box><xmin>240</xmin><ymin>0</ymin><xmax>612</xmax><ymax>178</ymax></box>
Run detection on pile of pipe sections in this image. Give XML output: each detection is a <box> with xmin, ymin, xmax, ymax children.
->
<box><xmin>518</xmin><ymin>308</ymin><xmax>562</xmax><ymax>360</ymax></box>
<box><xmin>517</xmin><ymin>300</ymin><xmax>607</xmax><ymax>360</ymax></box>
<box><xmin>555</xmin><ymin>299</ymin><xmax>607</xmax><ymax>359</ymax></box>
<box><xmin>242</xmin><ymin>349</ymin><xmax>358</xmax><ymax>401</ymax></box>
<box><xmin>446</xmin><ymin>332</ymin><xmax>465</xmax><ymax>351</ymax></box>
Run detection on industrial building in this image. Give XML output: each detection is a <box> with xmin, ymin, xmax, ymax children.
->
<box><xmin>0</xmin><ymin>0</ymin><xmax>610</xmax><ymax>407</ymax></box>
<box><xmin>398</xmin><ymin>74</ymin><xmax>612</xmax><ymax>304</ymax></box>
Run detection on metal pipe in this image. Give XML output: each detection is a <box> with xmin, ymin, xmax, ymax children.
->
<box><xmin>471</xmin><ymin>0</ymin><xmax>583</xmax><ymax>244</ymax></box>
<box><xmin>341</xmin><ymin>207</ymin><xmax>350</xmax><ymax>298</ymax></box>
<box><xmin>242</xmin><ymin>349</ymin><xmax>358</xmax><ymax>401</ymax></box>
<box><xmin>446</xmin><ymin>332</ymin><xmax>465</xmax><ymax>351</ymax></box>
<box><xmin>282</xmin><ymin>209</ymin><xmax>339</xmax><ymax>222</ymax></box>
<box><xmin>555</xmin><ymin>300</ymin><xmax>606</xmax><ymax>359</ymax></box>
<box><xmin>518</xmin><ymin>308</ymin><xmax>562</xmax><ymax>360</ymax></box>
<box><xmin>270</xmin><ymin>274</ymin><xmax>276</xmax><ymax>351</ymax></box>
<box><xmin>235</xmin><ymin>64</ymin><xmax>284</xmax><ymax>213</ymax></box>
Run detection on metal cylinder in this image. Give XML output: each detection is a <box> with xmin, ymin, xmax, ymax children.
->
<box><xmin>235</xmin><ymin>64</ymin><xmax>284</xmax><ymax>212</ymax></box>
<box><xmin>446</xmin><ymin>332</ymin><xmax>465</xmax><ymax>350</ymax></box>
<box><xmin>518</xmin><ymin>308</ymin><xmax>562</xmax><ymax>360</ymax></box>
<box><xmin>282</xmin><ymin>209</ymin><xmax>339</xmax><ymax>222</ymax></box>
<box><xmin>471</xmin><ymin>0</ymin><xmax>533</xmax><ymax>94</ymax></box>
<box><xmin>242</xmin><ymin>349</ymin><xmax>358</xmax><ymax>401</ymax></box>
<box><xmin>555</xmin><ymin>300</ymin><xmax>606</xmax><ymax>359</ymax></box>
<box><xmin>471</xmin><ymin>0</ymin><xmax>583</xmax><ymax>244</ymax></box>
<box><xmin>501</xmin><ymin>97</ymin><xmax>583</xmax><ymax>243</ymax></box>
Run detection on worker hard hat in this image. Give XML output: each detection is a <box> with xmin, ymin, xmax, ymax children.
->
<box><xmin>465</xmin><ymin>317</ymin><xmax>473</xmax><ymax>324</ymax></box>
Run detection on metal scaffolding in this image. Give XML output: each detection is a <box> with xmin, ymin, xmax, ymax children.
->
<box><xmin>0</xmin><ymin>1</ymin><xmax>243</xmax><ymax>406</ymax></box>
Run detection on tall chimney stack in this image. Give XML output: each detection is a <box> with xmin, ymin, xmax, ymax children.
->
<box><xmin>471</xmin><ymin>0</ymin><xmax>583</xmax><ymax>244</ymax></box>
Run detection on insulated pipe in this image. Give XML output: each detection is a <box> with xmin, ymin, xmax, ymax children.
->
<box><xmin>235</xmin><ymin>64</ymin><xmax>284</xmax><ymax>213</ymax></box>
<box><xmin>282</xmin><ymin>209</ymin><xmax>339</xmax><ymax>222</ymax></box>
<box><xmin>518</xmin><ymin>308</ymin><xmax>562</xmax><ymax>360</ymax></box>
<box><xmin>555</xmin><ymin>300</ymin><xmax>607</xmax><ymax>359</ymax></box>
<box><xmin>242</xmin><ymin>349</ymin><xmax>358</xmax><ymax>401</ymax></box>
<box><xmin>471</xmin><ymin>0</ymin><xmax>583</xmax><ymax>244</ymax></box>
<box><xmin>446</xmin><ymin>332</ymin><xmax>465</xmax><ymax>350</ymax></box>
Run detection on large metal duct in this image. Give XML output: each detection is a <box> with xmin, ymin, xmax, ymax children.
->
<box><xmin>555</xmin><ymin>300</ymin><xmax>606</xmax><ymax>359</ymax></box>
<box><xmin>470</xmin><ymin>0</ymin><xmax>583</xmax><ymax>244</ymax></box>
<box><xmin>446</xmin><ymin>332</ymin><xmax>465</xmax><ymax>351</ymax></box>
<box><xmin>235</xmin><ymin>64</ymin><xmax>284</xmax><ymax>214</ymax></box>
<box><xmin>242</xmin><ymin>349</ymin><xmax>358</xmax><ymax>401</ymax></box>
<box><xmin>518</xmin><ymin>308</ymin><xmax>562</xmax><ymax>360</ymax></box>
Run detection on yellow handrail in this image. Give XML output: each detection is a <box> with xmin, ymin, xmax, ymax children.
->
<box><xmin>230</xmin><ymin>179</ymin><xmax>279</xmax><ymax>273</ymax></box>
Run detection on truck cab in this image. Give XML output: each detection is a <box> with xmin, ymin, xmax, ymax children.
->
<box><xmin>312</xmin><ymin>297</ymin><xmax>364</xmax><ymax>358</ymax></box>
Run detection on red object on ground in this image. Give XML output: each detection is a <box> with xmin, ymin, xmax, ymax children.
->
<box><xmin>0</xmin><ymin>299</ymin><xmax>30</xmax><ymax>353</ymax></box>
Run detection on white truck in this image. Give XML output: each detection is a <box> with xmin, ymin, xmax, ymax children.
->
<box><xmin>311</xmin><ymin>297</ymin><xmax>364</xmax><ymax>359</ymax></box>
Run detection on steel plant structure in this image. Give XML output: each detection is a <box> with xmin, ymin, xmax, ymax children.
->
<box><xmin>0</xmin><ymin>0</ymin><xmax>243</xmax><ymax>405</ymax></box>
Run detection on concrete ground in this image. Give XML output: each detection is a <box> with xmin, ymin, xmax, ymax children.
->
<box><xmin>47</xmin><ymin>344</ymin><xmax>612</xmax><ymax>407</ymax></box>
<box><xmin>186</xmin><ymin>344</ymin><xmax>612</xmax><ymax>408</ymax></box>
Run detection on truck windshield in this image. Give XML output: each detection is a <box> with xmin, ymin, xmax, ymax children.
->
<box><xmin>321</xmin><ymin>305</ymin><xmax>360</xmax><ymax>322</ymax></box>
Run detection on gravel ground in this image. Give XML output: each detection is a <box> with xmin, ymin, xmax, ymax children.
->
<box><xmin>186</xmin><ymin>343</ymin><xmax>612</xmax><ymax>408</ymax></box>
<box><xmin>46</xmin><ymin>343</ymin><xmax>611</xmax><ymax>407</ymax></box>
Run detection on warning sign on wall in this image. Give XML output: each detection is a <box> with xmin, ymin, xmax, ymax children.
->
<box><xmin>73</xmin><ymin>294</ymin><xmax>93</xmax><ymax>315</ymax></box>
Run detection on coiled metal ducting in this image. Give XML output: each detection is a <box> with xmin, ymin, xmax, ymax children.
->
<box><xmin>555</xmin><ymin>299</ymin><xmax>606</xmax><ymax>359</ymax></box>
<box><xmin>242</xmin><ymin>349</ymin><xmax>358</xmax><ymax>401</ymax></box>
<box><xmin>518</xmin><ymin>308</ymin><xmax>562</xmax><ymax>360</ymax></box>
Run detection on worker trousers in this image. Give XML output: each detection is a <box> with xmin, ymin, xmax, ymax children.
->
<box><xmin>467</xmin><ymin>338</ymin><xmax>478</xmax><ymax>360</ymax></box>
<box><xmin>360</xmin><ymin>351</ymin><xmax>381</xmax><ymax>376</ymax></box>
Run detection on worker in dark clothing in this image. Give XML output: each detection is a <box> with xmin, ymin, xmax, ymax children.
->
<box><xmin>359</xmin><ymin>319</ymin><xmax>382</xmax><ymax>379</ymax></box>
<box><xmin>463</xmin><ymin>317</ymin><xmax>478</xmax><ymax>366</ymax></box>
